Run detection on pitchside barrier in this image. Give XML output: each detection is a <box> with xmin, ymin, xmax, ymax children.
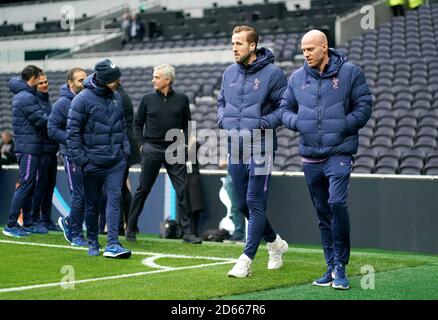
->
<box><xmin>1</xmin><ymin>165</ymin><xmax>438</xmax><ymax>254</ymax></box>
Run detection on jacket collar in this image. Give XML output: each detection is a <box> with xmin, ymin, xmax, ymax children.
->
<box><xmin>156</xmin><ymin>87</ymin><xmax>175</xmax><ymax>97</ymax></box>
<box><xmin>36</xmin><ymin>90</ymin><xmax>49</xmax><ymax>102</ymax></box>
<box><xmin>304</xmin><ymin>48</ymin><xmax>347</xmax><ymax>79</ymax></box>
<box><xmin>237</xmin><ymin>47</ymin><xmax>274</xmax><ymax>75</ymax></box>
<box><xmin>83</xmin><ymin>73</ymin><xmax>114</xmax><ymax>97</ymax></box>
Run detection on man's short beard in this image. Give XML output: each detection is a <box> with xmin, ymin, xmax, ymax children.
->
<box><xmin>237</xmin><ymin>52</ymin><xmax>251</xmax><ymax>65</ymax></box>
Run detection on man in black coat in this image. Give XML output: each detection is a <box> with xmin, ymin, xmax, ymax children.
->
<box><xmin>125</xmin><ymin>64</ymin><xmax>201</xmax><ymax>244</ymax></box>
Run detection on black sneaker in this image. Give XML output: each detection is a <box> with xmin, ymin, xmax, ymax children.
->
<box><xmin>42</xmin><ymin>220</ymin><xmax>62</xmax><ymax>232</ymax></box>
<box><xmin>182</xmin><ymin>234</ymin><xmax>202</xmax><ymax>244</ymax></box>
<box><xmin>125</xmin><ymin>229</ymin><xmax>137</xmax><ymax>241</ymax></box>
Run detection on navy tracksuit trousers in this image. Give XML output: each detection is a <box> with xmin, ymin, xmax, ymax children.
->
<box><xmin>228</xmin><ymin>153</ymin><xmax>277</xmax><ymax>260</ymax></box>
<box><xmin>30</xmin><ymin>153</ymin><xmax>57</xmax><ymax>224</ymax></box>
<box><xmin>7</xmin><ymin>154</ymin><xmax>39</xmax><ymax>228</ymax></box>
<box><xmin>83</xmin><ymin>158</ymin><xmax>126</xmax><ymax>246</ymax></box>
<box><xmin>302</xmin><ymin>155</ymin><xmax>352</xmax><ymax>267</ymax></box>
<box><xmin>64</xmin><ymin>156</ymin><xmax>85</xmax><ymax>238</ymax></box>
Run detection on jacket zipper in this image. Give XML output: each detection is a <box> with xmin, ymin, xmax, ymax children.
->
<box><xmin>107</xmin><ymin>97</ymin><xmax>114</xmax><ymax>154</ymax></box>
<box><xmin>239</xmin><ymin>71</ymin><xmax>246</xmax><ymax>130</ymax></box>
<box><xmin>318</xmin><ymin>78</ymin><xmax>322</xmax><ymax>151</ymax></box>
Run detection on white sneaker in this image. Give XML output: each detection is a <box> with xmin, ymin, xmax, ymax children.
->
<box><xmin>266</xmin><ymin>234</ymin><xmax>288</xmax><ymax>270</ymax></box>
<box><xmin>227</xmin><ymin>254</ymin><xmax>252</xmax><ymax>278</ymax></box>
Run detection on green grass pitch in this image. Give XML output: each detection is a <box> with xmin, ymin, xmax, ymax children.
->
<box><xmin>1</xmin><ymin>230</ymin><xmax>438</xmax><ymax>300</ymax></box>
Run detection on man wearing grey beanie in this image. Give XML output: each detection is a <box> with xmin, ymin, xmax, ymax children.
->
<box><xmin>67</xmin><ymin>58</ymin><xmax>131</xmax><ymax>258</ymax></box>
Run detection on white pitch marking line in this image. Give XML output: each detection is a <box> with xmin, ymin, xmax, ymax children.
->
<box><xmin>141</xmin><ymin>255</ymin><xmax>174</xmax><ymax>270</ymax></box>
<box><xmin>0</xmin><ymin>239</ymin><xmax>235</xmax><ymax>261</ymax></box>
<box><xmin>1</xmin><ymin>239</ymin><xmax>434</xmax><ymax>261</ymax></box>
<box><xmin>0</xmin><ymin>239</ymin><xmax>237</xmax><ymax>293</ymax></box>
<box><xmin>0</xmin><ymin>261</ymin><xmax>235</xmax><ymax>293</ymax></box>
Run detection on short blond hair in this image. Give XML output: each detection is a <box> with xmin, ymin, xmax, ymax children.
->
<box><xmin>154</xmin><ymin>64</ymin><xmax>175</xmax><ymax>84</ymax></box>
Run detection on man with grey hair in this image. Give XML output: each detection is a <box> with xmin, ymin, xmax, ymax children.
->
<box><xmin>126</xmin><ymin>64</ymin><xmax>202</xmax><ymax>244</ymax></box>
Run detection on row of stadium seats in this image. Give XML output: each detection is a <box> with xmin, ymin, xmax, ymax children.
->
<box><xmin>2</xmin><ymin>4</ymin><xmax>438</xmax><ymax>174</ymax></box>
<box><xmin>121</xmin><ymin>32</ymin><xmax>304</xmax><ymax>63</ymax></box>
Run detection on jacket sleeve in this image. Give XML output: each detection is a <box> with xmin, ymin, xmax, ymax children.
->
<box><xmin>66</xmin><ymin>96</ymin><xmax>88</xmax><ymax>166</ymax></box>
<box><xmin>22</xmin><ymin>94</ymin><xmax>48</xmax><ymax>129</ymax></box>
<box><xmin>277</xmin><ymin>74</ymin><xmax>299</xmax><ymax>131</ymax></box>
<box><xmin>345</xmin><ymin>66</ymin><xmax>372</xmax><ymax>134</ymax></box>
<box><xmin>134</xmin><ymin>96</ymin><xmax>146</xmax><ymax>146</ymax></box>
<box><xmin>261</xmin><ymin>68</ymin><xmax>288</xmax><ymax>129</ymax></box>
<box><xmin>122</xmin><ymin>123</ymin><xmax>131</xmax><ymax>157</ymax></box>
<box><xmin>117</xmin><ymin>95</ymin><xmax>131</xmax><ymax>157</ymax></box>
<box><xmin>217</xmin><ymin>72</ymin><xmax>226</xmax><ymax>129</ymax></box>
<box><xmin>47</xmin><ymin>99</ymin><xmax>67</xmax><ymax>144</ymax></box>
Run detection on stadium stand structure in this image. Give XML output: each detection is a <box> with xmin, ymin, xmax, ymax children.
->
<box><xmin>1</xmin><ymin>2</ymin><xmax>438</xmax><ymax>174</ymax></box>
<box><xmin>337</xmin><ymin>5</ymin><xmax>438</xmax><ymax>175</ymax></box>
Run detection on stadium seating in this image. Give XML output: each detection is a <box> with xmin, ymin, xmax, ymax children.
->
<box><xmin>2</xmin><ymin>3</ymin><xmax>438</xmax><ymax>174</ymax></box>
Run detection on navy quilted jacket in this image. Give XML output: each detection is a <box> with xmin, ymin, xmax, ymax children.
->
<box><xmin>36</xmin><ymin>91</ymin><xmax>59</xmax><ymax>155</ymax></box>
<box><xmin>217</xmin><ymin>47</ymin><xmax>287</xmax><ymax>152</ymax></box>
<box><xmin>48</xmin><ymin>84</ymin><xmax>76</xmax><ymax>158</ymax></box>
<box><xmin>278</xmin><ymin>49</ymin><xmax>372</xmax><ymax>159</ymax></box>
<box><xmin>9</xmin><ymin>77</ymin><xmax>47</xmax><ymax>155</ymax></box>
<box><xmin>66</xmin><ymin>74</ymin><xmax>130</xmax><ymax>168</ymax></box>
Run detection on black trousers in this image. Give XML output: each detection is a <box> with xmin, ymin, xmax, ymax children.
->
<box><xmin>127</xmin><ymin>142</ymin><xmax>194</xmax><ymax>235</ymax></box>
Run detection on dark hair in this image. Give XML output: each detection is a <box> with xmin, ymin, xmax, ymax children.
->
<box><xmin>232</xmin><ymin>25</ymin><xmax>258</xmax><ymax>47</ymax></box>
<box><xmin>21</xmin><ymin>65</ymin><xmax>42</xmax><ymax>81</ymax></box>
<box><xmin>66</xmin><ymin>67</ymin><xmax>86</xmax><ymax>82</ymax></box>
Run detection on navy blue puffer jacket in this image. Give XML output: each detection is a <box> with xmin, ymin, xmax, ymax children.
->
<box><xmin>9</xmin><ymin>77</ymin><xmax>47</xmax><ymax>155</ymax></box>
<box><xmin>278</xmin><ymin>49</ymin><xmax>372</xmax><ymax>159</ymax></box>
<box><xmin>48</xmin><ymin>84</ymin><xmax>76</xmax><ymax>158</ymax></box>
<box><xmin>37</xmin><ymin>91</ymin><xmax>59</xmax><ymax>155</ymax></box>
<box><xmin>217</xmin><ymin>47</ymin><xmax>287</xmax><ymax>152</ymax></box>
<box><xmin>66</xmin><ymin>74</ymin><xmax>130</xmax><ymax>168</ymax></box>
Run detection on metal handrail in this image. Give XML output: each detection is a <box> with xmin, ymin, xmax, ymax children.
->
<box><xmin>0</xmin><ymin>28</ymin><xmax>120</xmax><ymax>41</ymax></box>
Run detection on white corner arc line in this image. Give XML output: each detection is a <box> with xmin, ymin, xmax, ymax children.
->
<box><xmin>141</xmin><ymin>255</ymin><xmax>174</xmax><ymax>270</ymax></box>
<box><xmin>0</xmin><ymin>239</ymin><xmax>237</xmax><ymax>294</ymax></box>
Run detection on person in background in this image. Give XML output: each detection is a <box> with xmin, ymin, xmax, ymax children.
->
<box><xmin>117</xmin><ymin>83</ymin><xmax>141</xmax><ymax>234</ymax></box>
<box><xmin>121</xmin><ymin>12</ymin><xmax>131</xmax><ymax>46</ymax></box>
<box><xmin>388</xmin><ymin>0</ymin><xmax>405</xmax><ymax>17</ymax></box>
<box><xmin>408</xmin><ymin>0</ymin><xmax>423</xmax><ymax>10</ymax></box>
<box><xmin>31</xmin><ymin>73</ymin><xmax>61</xmax><ymax>232</ymax></box>
<box><xmin>186</xmin><ymin>137</ymin><xmax>205</xmax><ymax>237</ymax></box>
<box><xmin>218</xmin><ymin>157</ymin><xmax>246</xmax><ymax>243</ymax></box>
<box><xmin>48</xmin><ymin>67</ymin><xmax>88</xmax><ymax>246</ymax></box>
<box><xmin>126</xmin><ymin>64</ymin><xmax>201</xmax><ymax>244</ymax></box>
<box><xmin>67</xmin><ymin>59</ymin><xmax>131</xmax><ymax>258</ymax></box>
<box><xmin>3</xmin><ymin>65</ymin><xmax>47</xmax><ymax>238</ymax></box>
<box><xmin>96</xmin><ymin>82</ymin><xmax>141</xmax><ymax>236</ymax></box>
<box><xmin>1</xmin><ymin>130</ymin><xmax>17</xmax><ymax>165</ymax></box>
